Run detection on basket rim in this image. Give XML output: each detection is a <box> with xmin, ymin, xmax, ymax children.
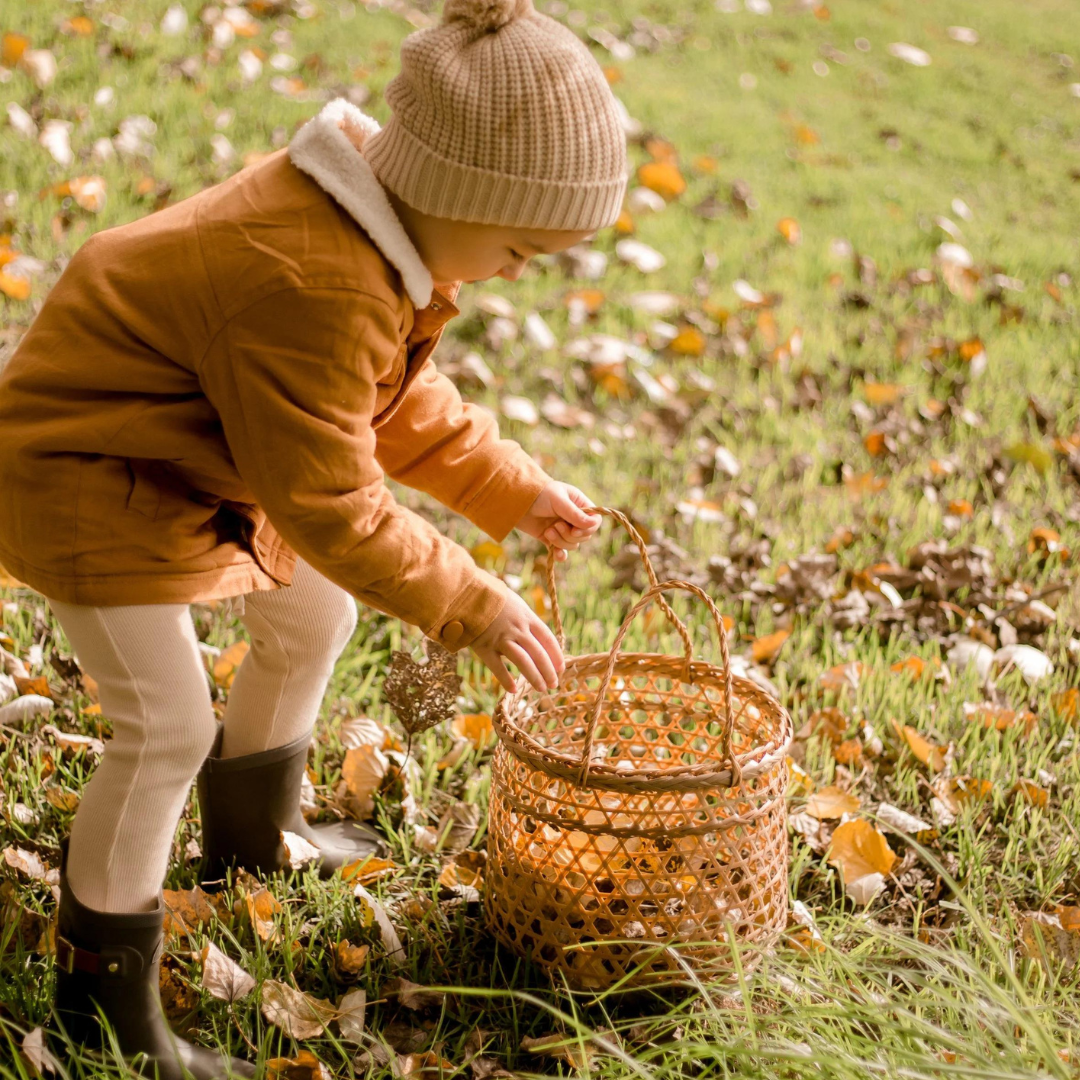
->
<box><xmin>492</xmin><ymin>651</ymin><xmax>793</xmax><ymax>792</ymax></box>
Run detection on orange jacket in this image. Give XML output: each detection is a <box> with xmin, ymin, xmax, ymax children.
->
<box><xmin>0</xmin><ymin>100</ymin><xmax>549</xmax><ymax>651</ymax></box>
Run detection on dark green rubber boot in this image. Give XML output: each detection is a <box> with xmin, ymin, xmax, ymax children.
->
<box><xmin>53</xmin><ymin>841</ymin><xmax>255</xmax><ymax>1078</ymax></box>
<box><xmin>197</xmin><ymin>729</ymin><xmax>386</xmax><ymax>883</ymax></box>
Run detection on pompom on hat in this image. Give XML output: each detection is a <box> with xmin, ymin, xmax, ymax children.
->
<box><xmin>362</xmin><ymin>0</ymin><xmax>628</xmax><ymax>232</ymax></box>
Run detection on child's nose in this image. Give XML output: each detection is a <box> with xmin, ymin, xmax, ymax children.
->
<box><xmin>499</xmin><ymin>262</ymin><xmax>525</xmax><ymax>282</ymax></box>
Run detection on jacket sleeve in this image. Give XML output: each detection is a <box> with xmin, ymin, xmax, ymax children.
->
<box><xmin>197</xmin><ymin>286</ymin><xmax>508</xmax><ymax>651</ymax></box>
<box><xmin>374</xmin><ymin>358</ymin><xmax>551</xmax><ymax>542</ymax></box>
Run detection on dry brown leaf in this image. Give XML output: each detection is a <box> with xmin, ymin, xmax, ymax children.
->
<box><xmin>340</xmin><ymin>855</ymin><xmax>398</xmax><ymax>885</ymax></box>
<box><xmin>891</xmin><ymin>719</ymin><xmax>947</xmax><ymax>772</ymax></box>
<box><xmin>827</xmin><ymin>819</ymin><xmax>898</xmax><ymax>882</ymax></box>
<box><xmin>44</xmin><ymin>787</ymin><xmax>79</xmax><ymax>813</ymax></box>
<box><xmin>3</xmin><ymin>847</ymin><xmax>50</xmax><ymax>881</ymax></box>
<box><xmin>452</xmin><ymin>713</ymin><xmax>495</xmax><ymax>750</ymax></box>
<box><xmin>244</xmin><ymin>886</ymin><xmax>282</xmax><ymax>942</ymax></box>
<box><xmin>162</xmin><ymin>887</ymin><xmax>217</xmax><ymax>936</ymax></box>
<box><xmin>805</xmin><ymin>785</ymin><xmax>861</xmax><ymax>820</ymax></box>
<box><xmin>20</xmin><ymin>1026</ymin><xmax>57</xmax><ymax>1078</ymax></box>
<box><xmin>334</xmin><ymin>938</ymin><xmax>370</xmax><ymax>975</ymax></box>
<box><xmin>212</xmin><ymin>641</ymin><xmax>249</xmax><ymax>689</ymax></box>
<box><xmin>199</xmin><ymin>942</ymin><xmax>255</xmax><ymax>1002</ymax></box>
<box><xmin>521</xmin><ymin>1034</ymin><xmax>593</xmax><ymax>1071</ymax></box>
<box><xmin>337</xmin><ymin>987</ymin><xmax>366</xmax><ymax>1043</ymax></box>
<box><xmin>384</xmin><ymin>642</ymin><xmax>461</xmax><ymax>741</ymax></box>
<box><xmin>266</xmin><ymin>1049</ymin><xmax>333</xmax><ymax>1080</ymax></box>
<box><xmin>383</xmin><ymin>977</ymin><xmax>447</xmax><ymax>1011</ymax></box>
<box><xmin>261</xmin><ymin>980</ymin><xmax>336</xmax><ymax>1040</ymax></box>
<box><xmin>751</xmin><ymin>629</ymin><xmax>790</xmax><ymax>664</ymax></box>
<box><xmin>1021</xmin><ymin>912</ymin><xmax>1080</xmax><ymax>970</ymax></box>
<box><xmin>1052</xmin><ymin>688</ymin><xmax>1078</xmax><ymax>724</ymax></box>
<box><xmin>14</xmin><ymin>675</ymin><xmax>50</xmax><ymax>699</ymax></box>
<box><xmin>397</xmin><ymin>1052</ymin><xmax>456</xmax><ymax>1078</ymax></box>
<box><xmin>341</xmin><ymin>743</ymin><xmax>390</xmax><ymax>817</ymax></box>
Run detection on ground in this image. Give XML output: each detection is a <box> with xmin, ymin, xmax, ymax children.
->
<box><xmin>1</xmin><ymin>0</ymin><xmax>1080</xmax><ymax>1077</ymax></box>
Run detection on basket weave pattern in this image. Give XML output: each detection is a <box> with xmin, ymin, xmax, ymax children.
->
<box><xmin>485</xmin><ymin>510</ymin><xmax>792</xmax><ymax>989</ymax></box>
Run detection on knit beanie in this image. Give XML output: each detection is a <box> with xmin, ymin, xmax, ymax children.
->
<box><xmin>362</xmin><ymin>0</ymin><xmax>628</xmax><ymax>231</ymax></box>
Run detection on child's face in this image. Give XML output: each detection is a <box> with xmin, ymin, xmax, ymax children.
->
<box><xmin>388</xmin><ymin>192</ymin><xmax>594</xmax><ymax>288</ymax></box>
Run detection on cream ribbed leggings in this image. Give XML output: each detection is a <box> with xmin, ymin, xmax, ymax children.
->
<box><xmin>47</xmin><ymin>558</ymin><xmax>358</xmax><ymax>914</ymax></box>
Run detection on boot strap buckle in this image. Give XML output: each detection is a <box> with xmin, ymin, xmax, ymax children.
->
<box><xmin>56</xmin><ymin>935</ymin><xmax>99</xmax><ymax>976</ymax></box>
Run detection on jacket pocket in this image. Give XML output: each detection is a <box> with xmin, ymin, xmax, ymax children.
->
<box><xmin>124</xmin><ymin>459</ymin><xmax>162</xmax><ymax>521</ymax></box>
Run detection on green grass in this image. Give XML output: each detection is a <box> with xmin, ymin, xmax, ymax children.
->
<box><xmin>2</xmin><ymin>0</ymin><xmax>1080</xmax><ymax>1076</ymax></box>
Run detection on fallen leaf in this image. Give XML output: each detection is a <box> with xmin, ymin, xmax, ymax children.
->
<box><xmin>163</xmin><ymin>887</ymin><xmax>217</xmax><ymax>936</ymax></box>
<box><xmin>266</xmin><ymin>1050</ymin><xmax>333</xmax><ymax>1080</ymax></box>
<box><xmin>668</xmin><ymin>326</ymin><xmax>705</xmax><ymax>356</ymax></box>
<box><xmin>340</xmin><ymin>855</ymin><xmax>398</xmax><ymax>885</ymax></box>
<box><xmin>212</xmin><ymin>641</ymin><xmax>249</xmax><ymax>688</ymax></box>
<box><xmin>14</xmin><ymin>675</ymin><xmax>50</xmax><ymax>699</ymax></box>
<box><xmin>353</xmin><ymin>884</ymin><xmax>406</xmax><ymax>964</ymax></box>
<box><xmin>891</xmin><ymin>719</ymin><xmax>947</xmax><ymax>771</ymax></box>
<box><xmin>20</xmin><ymin>1026</ymin><xmax>57</xmax><ymax>1077</ymax></box>
<box><xmin>0</xmin><ymin>272</ymin><xmax>31</xmax><ymax>301</ymax></box>
<box><xmin>261</xmin><ymin>980</ymin><xmax>336</xmax><ymax>1040</ymax></box>
<box><xmin>200</xmin><ymin>942</ymin><xmax>255</xmax><ymax>1002</ymax></box>
<box><xmin>281</xmin><ymin>830</ymin><xmax>320</xmax><ymax>870</ymax></box>
<box><xmin>521</xmin><ymin>1034</ymin><xmax>593</xmax><ymax>1071</ymax></box>
<box><xmin>1052</xmin><ymin>688</ymin><xmax>1078</xmax><ymax>723</ymax></box>
<box><xmin>337</xmin><ymin>987</ymin><xmax>366</xmax><ymax>1043</ymax></box>
<box><xmin>1021</xmin><ymin>912</ymin><xmax>1080</xmax><ymax>970</ymax></box>
<box><xmin>615</xmin><ymin>239</ymin><xmax>666</xmax><ymax>273</ymax></box>
<box><xmin>818</xmin><ymin>662</ymin><xmax>866</xmax><ymax>692</ymax></box>
<box><xmin>962</xmin><ymin>702</ymin><xmax>1037</xmax><ymax>734</ymax></box>
<box><xmin>41</xmin><ymin>725</ymin><xmax>104</xmax><ymax>757</ymax></box>
<box><xmin>3</xmin><ymin>847</ymin><xmax>50</xmax><ymax>881</ymax></box>
<box><xmin>875</xmin><ymin>802</ymin><xmax>933</xmax><ymax>838</ymax></box>
<box><xmin>751</xmin><ymin>629</ymin><xmax>790</xmax><ymax>664</ymax></box>
<box><xmin>2</xmin><ymin>32</ymin><xmax>30</xmax><ymax>68</ymax></box>
<box><xmin>334</xmin><ymin>938</ymin><xmax>370</xmax><ymax>975</ymax></box>
<box><xmin>452</xmin><ymin>713</ymin><xmax>495</xmax><ymax>751</ymax></box>
<box><xmin>776</xmin><ymin>217</ymin><xmax>801</xmax><ymax>245</ymax></box>
<box><xmin>1010</xmin><ymin>779</ymin><xmax>1048</xmax><ymax>809</ymax></box>
<box><xmin>341</xmin><ymin>743</ymin><xmax>390</xmax><ymax>817</ymax></box>
<box><xmin>1004</xmin><ymin>442</ymin><xmax>1053</xmax><ymax>474</ymax></box>
<box><xmin>994</xmin><ymin>644</ymin><xmax>1053</xmax><ymax>684</ymax></box>
<box><xmin>383</xmin><ymin>977</ymin><xmax>447</xmax><ymax>1011</ymax></box>
<box><xmin>470</xmin><ymin>541</ymin><xmax>505</xmax><ymax>568</ymax></box>
<box><xmin>827</xmin><ymin>819</ymin><xmax>898</xmax><ymax>882</ymax></box>
<box><xmin>637</xmin><ymin>161</ymin><xmax>686</xmax><ymax>200</ymax></box>
<box><xmin>862</xmin><ymin>382</ymin><xmax>906</xmax><ymax>407</ymax></box>
<box><xmin>244</xmin><ymin>886</ymin><xmax>282</xmax><ymax>942</ymax></box>
<box><xmin>397</xmin><ymin>1052</ymin><xmax>456</xmax><ymax>1078</ymax></box>
<box><xmin>805</xmin><ymin>785</ymin><xmax>860</xmax><ymax>820</ymax></box>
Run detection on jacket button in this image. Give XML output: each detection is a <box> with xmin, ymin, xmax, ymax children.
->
<box><xmin>431</xmin><ymin>302</ymin><xmax>441</xmax><ymax>311</ymax></box>
<box><xmin>441</xmin><ymin>620</ymin><xmax>464</xmax><ymax>646</ymax></box>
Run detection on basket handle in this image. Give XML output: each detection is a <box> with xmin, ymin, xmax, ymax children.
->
<box><xmin>578</xmin><ymin>579</ymin><xmax>741</xmax><ymax>788</ymax></box>
<box><xmin>546</xmin><ymin>507</ymin><xmax>692</xmax><ymax>660</ymax></box>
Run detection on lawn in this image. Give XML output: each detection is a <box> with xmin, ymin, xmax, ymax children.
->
<box><xmin>2</xmin><ymin>0</ymin><xmax>1080</xmax><ymax>1077</ymax></box>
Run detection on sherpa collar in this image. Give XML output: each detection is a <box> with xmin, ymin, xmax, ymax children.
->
<box><xmin>288</xmin><ymin>99</ymin><xmax>434</xmax><ymax>310</ymax></box>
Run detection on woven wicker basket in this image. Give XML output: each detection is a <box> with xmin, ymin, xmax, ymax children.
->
<box><xmin>486</xmin><ymin>509</ymin><xmax>792</xmax><ymax>990</ymax></box>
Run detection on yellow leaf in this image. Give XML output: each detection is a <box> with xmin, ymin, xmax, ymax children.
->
<box><xmin>333</xmin><ymin>938</ymin><xmax>370</xmax><ymax>974</ymax></box>
<box><xmin>341</xmin><ymin>743</ymin><xmax>389</xmax><ymax>816</ymax></box>
<box><xmin>668</xmin><ymin>326</ymin><xmax>705</xmax><ymax>356</ymax></box>
<box><xmin>62</xmin><ymin>16</ymin><xmax>95</xmax><ymax>36</ymax></box>
<box><xmin>805</xmin><ymin>785</ymin><xmax>860</xmax><ymax>820</ymax></box>
<box><xmin>1004</xmin><ymin>442</ymin><xmax>1052</xmax><ymax>474</ymax></box>
<box><xmin>1010</xmin><ymin>779</ymin><xmax>1048</xmax><ymax>808</ymax></box>
<box><xmin>614</xmin><ymin>208</ymin><xmax>635</xmax><ymax>235</ymax></box>
<box><xmin>818</xmin><ymin>662</ymin><xmax>867</xmax><ymax>693</ymax></box>
<box><xmin>212</xmin><ymin>640</ymin><xmax>250</xmax><ymax>689</ymax></box>
<box><xmin>452</xmin><ymin>713</ymin><xmax>495</xmax><ymax>750</ymax></box>
<box><xmin>864</xmin><ymin>431</ymin><xmax>888</xmax><ymax>457</ymax></box>
<box><xmin>564</xmin><ymin>288</ymin><xmax>605</xmax><ymax>314</ymax></box>
<box><xmin>244</xmin><ymin>887</ymin><xmax>282</xmax><ymax>942</ymax></box>
<box><xmin>266</xmin><ymin>1049</ymin><xmax>330</xmax><ymax>1080</ymax></box>
<box><xmin>844</xmin><ymin>471</ymin><xmax>887</xmax><ymax>499</ymax></box>
<box><xmin>786</xmin><ymin>758</ymin><xmax>815</xmax><ymax>797</ymax></box>
<box><xmin>776</xmin><ymin>217</ymin><xmax>801</xmax><ymax>245</ymax></box>
<box><xmin>827</xmin><ymin>819</ymin><xmax>897</xmax><ymax>881</ymax></box>
<box><xmin>751</xmin><ymin>629</ymin><xmax>790</xmax><ymax>664</ymax></box>
<box><xmin>1052</xmin><ymin>688</ymin><xmax>1078</xmax><ymax>724</ymax></box>
<box><xmin>693</xmin><ymin>154</ymin><xmax>718</xmax><ymax>174</ymax></box>
<box><xmin>438</xmin><ymin>862</ymin><xmax>483</xmax><ymax>890</ymax></box>
<box><xmin>794</xmin><ymin>124</ymin><xmax>820</xmax><ymax>146</ymax></box>
<box><xmin>644</xmin><ymin>137</ymin><xmax>678</xmax><ymax>163</ymax></box>
<box><xmin>162</xmin><ymin>887</ymin><xmax>217</xmax><ymax>936</ymax></box>
<box><xmin>962</xmin><ymin>702</ymin><xmax>1037</xmax><ymax>734</ymax></box>
<box><xmin>637</xmin><ymin>161</ymin><xmax>686</xmax><ymax>200</ymax></box>
<box><xmin>470</xmin><ymin>541</ymin><xmax>505</xmax><ymax>569</ymax></box>
<box><xmin>891</xmin><ymin>719</ymin><xmax>946</xmax><ymax>772</ymax></box>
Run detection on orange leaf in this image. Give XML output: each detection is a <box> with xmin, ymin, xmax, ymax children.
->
<box><xmin>818</xmin><ymin>662</ymin><xmax>867</xmax><ymax>693</ymax></box>
<box><xmin>827</xmin><ymin>819</ymin><xmax>897</xmax><ymax>881</ymax></box>
<box><xmin>693</xmin><ymin>155</ymin><xmax>718</xmax><ymax>174</ymax></box>
<box><xmin>947</xmin><ymin>499</ymin><xmax>974</xmax><ymax>517</ymax></box>
<box><xmin>963</xmin><ymin>702</ymin><xmax>1037</xmax><ymax>734</ymax></box>
<box><xmin>844</xmin><ymin>471</ymin><xmax>887</xmax><ymax>499</ymax></box>
<box><xmin>62</xmin><ymin>16</ymin><xmax>95</xmax><ymax>36</ymax></box>
<box><xmin>1</xmin><ymin>32</ymin><xmax>30</xmax><ymax>67</ymax></box>
<box><xmin>794</xmin><ymin>124</ymin><xmax>820</xmax><ymax>146</ymax></box>
<box><xmin>212</xmin><ymin>641</ymin><xmax>250</xmax><ymax>689</ymax></box>
<box><xmin>863</xmin><ymin>382</ymin><xmax>906</xmax><ymax>407</ymax></box>
<box><xmin>864</xmin><ymin>431</ymin><xmax>887</xmax><ymax>457</ymax></box>
<box><xmin>752</xmin><ymin>629</ymin><xmax>790</xmax><ymax>664</ymax></box>
<box><xmin>637</xmin><ymin>161</ymin><xmax>686</xmax><ymax>201</ymax></box>
<box><xmin>602</xmin><ymin>65</ymin><xmax>622</xmax><ymax>84</ymax></box>
<box><xmin>891</xmin><ymin>719</ymin><xmax>946</xmax><ymax>772</ymax></box>
<box><xmin>614</xmin><ymin>209</ymin><xmax>635</xmax><ymax>235</ymax></box>
<box><xmin>0</xmin><ymin>272</ymin><xmax>31</xmax><ymax>302</ymax></box>
<box><xmin>644</xmin><ymin>137</ymin><xmax>678</xmax><ymax>163</ymax></box>
<box><xmin>957</xmin><ymin>337</ymin><xmax>984</xmax><ymax>362</ymax></box>
<box><xmin>1052</xmin><ymin>688</ymin><xmax>1078</xmax><ymax>724</ymax></box>
<box><xmin>340</xmin><ymin>856</ymin><xmax>398</xmax><ymax>885</ymax></box>
<box><xmin>470</xmin><ymin>541</ymin><xmax>505</xmax><ymax>569</ymax></box>
<box><xmin>1011</xmin><ymin>779</ymin><xmax>1048</xmax><ymax>808</ymax></box>
<box><xmin>564</xmin><ymin>288</ymin><xmax>605</xmax><ymax>314</ymax></box>
<box><xmin>452</xmin><ymin>713</ymin><xmax>495</xmax><ymax>750</ymax></box>
<box><xmin>776</xmin><ymin>217</ymin><xmax>801</xmax><ymax>245</ymax></box>
<box><xmin>14</xmin><ymin>675</ymin><xmax>51</xmax><ymax>700</ymax></box>
<box><xmin>824</xmin><ymin>527</ymin><xmax>855</xmax><ymax>554</ymax></box>
<box><xmin>806</xmin><ymin>785</ymin><xmax>860</xmax><ymax>820</ymax></box>
<box><xmin>668</xmin><ymin>327</ymin><xmax>705</xmax><ymax>356</ymax></box>
<box><xmin>833</xmin><ymin>738</ymin><xmax>863</xmax><ymax>765</ymax></box>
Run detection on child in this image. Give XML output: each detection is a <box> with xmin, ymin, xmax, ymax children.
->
<box><xmin>0</xmin><ymin>0</ymin><xmax>627</xmax><ymax>1073</ymax></box>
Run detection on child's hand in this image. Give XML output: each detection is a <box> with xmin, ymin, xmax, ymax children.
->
<box><xmin>516</xmin><ymin>482</ymin><xmax>602</xmax><ymax>563</ymax></box>
<box><xmin>471</xmin><ymin>591</ymin><xmax>564</xmax><ymax>694</ymax></box>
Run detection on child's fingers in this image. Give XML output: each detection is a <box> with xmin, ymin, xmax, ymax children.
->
<box><xmin>472</xmin><ymin>645</ymin><xmax>518</xmax><ymax>694</ymax></box>
<box><xmin>503</xmin><ymin>640</ymin><xmax>555</xmax><ymax>693</ymax></box>
<box><xmin>555</xmin><ymin>488</ymin><xmax>600</xmax><ymax>529</ymax></box>
<box><xmin>532</xmin><ymin>617</ymin><xmax>565</xmax><ymax>676</ymax></box>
